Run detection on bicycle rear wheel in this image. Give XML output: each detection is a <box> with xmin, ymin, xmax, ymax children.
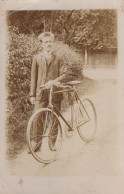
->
<box><xmin>26</xmin><ymin>108</ymin><xmax>63</xmax><ymax>164</ymax></box>
<box><xmin>77</xmin><ymin>98</ymin><xmax>97</xmax><ymax>142</ymax></box>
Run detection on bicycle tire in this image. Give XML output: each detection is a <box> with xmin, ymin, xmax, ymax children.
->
<box><xmin>76</xmin><ymin>98</ymin><xmax>97</xmax><ymax>142</ymax></box>
<box><xmin>26</xmin><ymin>108</ymin><xmax>63</xmax><ymax>164</ymax></box>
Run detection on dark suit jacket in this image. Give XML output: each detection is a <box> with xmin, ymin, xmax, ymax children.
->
<box><xmin>30</xmin><ymin>51</ymin><xmax>67</xmax><ymax>101</ymax></box>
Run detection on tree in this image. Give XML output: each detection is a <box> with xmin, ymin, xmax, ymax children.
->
<box><xmin>72</xmin><ymin>9</ymin><xmax>117</xmax><ymax>53</ymax></box>
<box><xmin>7</xmin><ymin>9</ymin><xmax>117</xmax><ymax>54</ymax></box>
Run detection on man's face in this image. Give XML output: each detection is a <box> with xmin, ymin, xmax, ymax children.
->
<box><xmin>41</xmin><ymin>36</ymin><xmax>54</xmax><ymax>53</ymax></box>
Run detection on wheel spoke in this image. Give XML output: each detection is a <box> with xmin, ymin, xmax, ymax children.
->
<box><xmin>31</xmin><ymin>135</ymin><xmax>43</xmax><ymax>141</ymax></box>
<box><xmin>33</xmin><ymin>139</ymin><xmax>42</xmax><ymax>148</ymax></box>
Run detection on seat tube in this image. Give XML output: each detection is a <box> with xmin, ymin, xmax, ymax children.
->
<box><xmin>71</xmin><ymin>92</ymin><xmax>74</xmax><ymax>128</ymax></box>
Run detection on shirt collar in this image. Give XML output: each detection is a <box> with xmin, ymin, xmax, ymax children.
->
<box><xmin>40</xmin><ymin>50</ymin><xmax>56</xmax><ymax>58</ymax></box>
<box><xmin>43</xmin><ymin>50</ymin><xmax>53</xmax><ymax>58</ymax></box>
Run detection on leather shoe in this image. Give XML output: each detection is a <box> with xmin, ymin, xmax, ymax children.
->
<box><xmin>49</xmin><ymin>144</ymin><xmax>57</xmax><ymax>151</ymax></box>
<box><xmin>28</xmin><ymin>143</ymin><xmax>41</xmax><ymax>154</ymax></box>
<box><xmin>33</xmin><ymin>142</ymin><xmax>41</xmax><ymax>152</ymax></box>
<box><xmin>34</xmin><ymin>145</ymin><xmax>41</xmax><ymax>152</ymax></box>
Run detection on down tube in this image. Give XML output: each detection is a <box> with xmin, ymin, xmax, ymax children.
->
<box><xmin>74</xmin><ymin>91</ymin><xmax>90</xmax><ymax>120</ymax></box>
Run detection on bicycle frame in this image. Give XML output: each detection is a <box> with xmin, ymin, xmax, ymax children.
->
<box><xmin>47</xmin><ymin>84</ymin><xmax>90</xmax><ymax>131</ymax></box>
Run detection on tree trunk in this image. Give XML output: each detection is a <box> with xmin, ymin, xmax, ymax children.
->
<box><xmin>63</xmin><ymin>10</ymin><xmax>75</xmax><ymax>43</ymax></box>
<box><xmin>44</xmin><ymin>19</ymin><xmax>46</xmax><ymax>32</ymax></box>
<box><xmin>84</xmin><ymin>48</ymin><xmax>88</xmax><ymax>68</ymax></box>
<box><xmin>50</xmin><ymin>11</ymin><xmax>55</xmax><ymax>32</ymax></box>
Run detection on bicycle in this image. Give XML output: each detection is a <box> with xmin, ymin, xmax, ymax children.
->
<box><xmin>26</xmin><ymin>80</ymin><xmax>97</xmax><ymax>164</ymax></box>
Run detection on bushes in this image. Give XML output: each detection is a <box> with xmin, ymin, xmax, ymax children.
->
<box><xmin>6</xmin><ymin>27</ymin><xmax>83</xmax><ymax>158</ymax></box>
<box><xmin>53</xmin><ymin>41</ymin><xmax>83</xmax><ymax>81</ymax></box>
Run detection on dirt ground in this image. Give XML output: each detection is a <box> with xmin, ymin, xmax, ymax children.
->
<box><xmin>5</xmin><ymin>78</ymin><xmax>118</xmax><ymax>177</ymax></box>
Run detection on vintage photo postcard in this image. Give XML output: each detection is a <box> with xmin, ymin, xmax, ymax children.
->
<box><xmin>0</xmin><ymin>0</ymin><xmax>124</xmax><ymax>193</ymax></box>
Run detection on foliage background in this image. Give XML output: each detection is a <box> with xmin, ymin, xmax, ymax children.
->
<box><xmin>6</xmin><ymin>10</ymin><xmax>117</xmax><ymax>158</ymax></box>
<box><xmin>7</xmin><ymin>9</ymin><xmax>117</xmax><ymax>53</ymax></box>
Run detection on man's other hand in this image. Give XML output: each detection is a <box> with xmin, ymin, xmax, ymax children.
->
<box><xmin>46</xmin><ymin>80</ymin><xmax>60</xmax><ymax>89</ymax></box>
<box><xmin>30</xmin><ymin>97</ymin><xmax>36</xmax><ymax>105</ymax></box>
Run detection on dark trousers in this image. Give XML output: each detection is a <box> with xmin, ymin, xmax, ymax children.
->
<box><xmin>34</xmin><ymin>99</ymin><xmax>61</xmax><ymax>145</ymax></box>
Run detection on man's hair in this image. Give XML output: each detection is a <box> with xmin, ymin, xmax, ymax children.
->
<box><xmin>38</xmin><ymin>32</ymin><xmax>54</xmax><ymax>42</ymax></box>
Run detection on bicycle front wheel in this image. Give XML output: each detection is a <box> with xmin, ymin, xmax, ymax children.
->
<box><xmin>26</xmin><ymin>108</ymin><xmax>63</xmax><ymax>164</ymax></box>
<box><xmin>77</xmin><ymin>98</ymin><xmax>97</xmax><ymax>142</ymax></box>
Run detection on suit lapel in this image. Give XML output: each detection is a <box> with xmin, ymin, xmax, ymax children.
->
<box><xmin>40</xmin><ymin>53</ymin><xmax>46</xmax><ymax>65</ymax></box>
<box><xmin>40</xmin><ymin>51</ymin><xmax>55</xmax><ymax>65</ymax></box>
<box><xmin>39</xmin><ymin>53</ymin><xmax>47</xmax><ymax>83</ymax></box>
<box><xmin>40</xmin><ymin>51</ymin><xmax>56</xmax><ymax>81</ymax></box>
<box><xmin>48</xmin><ymin>52</ymin><xmax>55</xmax><ymax>65</ymax></box>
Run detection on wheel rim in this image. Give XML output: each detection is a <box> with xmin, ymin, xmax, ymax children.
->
<box><xmin>27</xmin><ymin>108</ymin><xmax>62</xmax><ymax>163</ymax></box>
<box><xmin>77</xmin><ymin>98</ymin><xmax>97</xmax><ymax>142</ymax></box>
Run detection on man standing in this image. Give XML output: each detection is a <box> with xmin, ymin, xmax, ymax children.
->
<box><xmin>30</xmin><ymin>32</ymin><xmax>67</xmax><ymax>151</ymax></box>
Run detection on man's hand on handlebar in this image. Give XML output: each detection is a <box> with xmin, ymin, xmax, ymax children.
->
<box><xmin>41</xmin><ymin>80</ymin><xmax>61</xmax><ymax>90</ymax></box>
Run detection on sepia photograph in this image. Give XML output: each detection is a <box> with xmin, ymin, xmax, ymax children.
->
<box><xmin>1</xmin><ymin>0</ymin><xmax>124</xmax><ymax>193</ymax></box>
<box><xmin>5</xmin><ymin>9</ymin><xmax>117</xmax><ymax>176</ymax></box>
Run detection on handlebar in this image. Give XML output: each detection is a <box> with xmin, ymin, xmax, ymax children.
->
<box><xmin>39</xmin><ymin>80</ymin><xmax>81</xmax><ymax>105</ymax></box>
<box><xmin>40</xmin><ymin>82</ymin><xmax>71</xmax><ymax>92</ymax></box>
<box><xmin>40</xmin><ymin>80</ymin><xmax>81</xmax><ymax>92</ymax></box>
